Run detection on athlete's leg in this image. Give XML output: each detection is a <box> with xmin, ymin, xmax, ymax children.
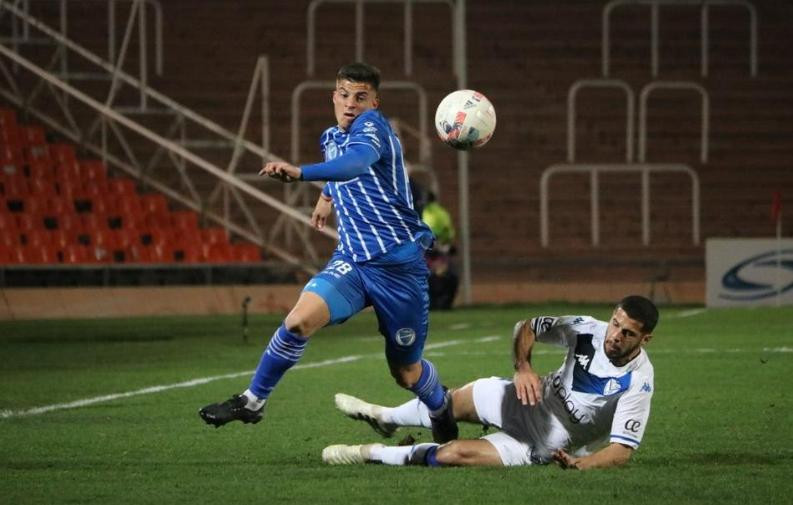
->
<box><xmin>199</xmin><ymin>254</ymin><xmax>363</xmax><ymax>427</ymax></box>
<box><xmin>323</xmin><ymin>439</ymin><xmax>503</xmax><ymax>467</ymax></box>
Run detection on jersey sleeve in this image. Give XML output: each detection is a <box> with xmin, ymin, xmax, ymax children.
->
<box><xmin>609</xmin><ymin>374</ymin><xmax>653</xmax><ymax>449</ymax></box>
<box><xmin>531</xmin><ymin>315</ymin><xmax>594</xmax><ymax>348</ymax></box>
<box><xmin>347</xmin><ymin>110</ymin><xmax>385</xmax><ymax>158</ymax></box>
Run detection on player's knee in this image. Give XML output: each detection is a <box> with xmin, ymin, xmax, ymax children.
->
<box><xmin>283</xmin><ymin>313</ymin><xmax>317</xmax><ymax>338</ymax></box>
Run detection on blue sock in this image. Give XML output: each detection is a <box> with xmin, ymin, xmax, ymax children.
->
<box><xmin>249</xmin><ymin>324</ymin><xmax>308</xmax><ymax>400</ymax></box>
<box><xmin>408</xmin><ymin>359</ymin><xmax>446</xmax><ymax>412</ymax></box>
<box><xmin>425</xmin><ymin>445</ymin><xmax>442</xmax><ymax>467</ymax></box>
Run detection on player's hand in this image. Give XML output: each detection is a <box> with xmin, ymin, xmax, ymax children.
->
<box><xmin>259</xmin><ymin>161</ymin><xmax>301</xmax><ymax>183</ymax></box>
<box><xmin>513</xmin><ymin>365</ymin><xmax>542</xmax><ymax>406</ymax></box>
<box><xmin>311</xmin><ymin>196</ymin><xmax>333</xmax><ymax>230</ymax></box>
<box><xmin>552</xmin><ymin>449</ymin><xmax>581</xmax><ymax>470</ymax></box>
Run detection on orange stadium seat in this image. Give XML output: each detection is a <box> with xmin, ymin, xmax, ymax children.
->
<box><xmin>49</xmin><ymin>143</ymin><xmax>77</xmax><ymax>165</ymax></box>
<box><xmin>0</xmin><ymin>229</ymin><xmax>18</xmax><ymax>247</ymax></box>
<box><xmin>18</xmin><ymin>125</ymin><xmax>46</xmax><ymax>147</ymax></box>
<box><xmin>61</xmin><ymin>244</ymin><xmax>91</xmax><ymax>264</ymax></box>
<box><xmin>0</xmin><ymin>245</ymin><xmax>10</xmax><ymax>264</ymax></box>
<box><xmin>107</xmin><ymin>177</ymin><xmax>137</xmax><ymax>196</ymax></box>
<box><xmin>26</xmin><ymin>160</ymin><xmax>55</xmax><ymax>180</ymax></box>
<box><xmin>0</xmin><ymin>124</ymin><xmax>20</xmax><ymax>146</ymax></box>
<box><xmin>171</xmin><ymin>210</ymin><xmax>199</xmax><ymax>231</ymax></box>
<box><xmin>28</xmin><ymin>178</ymin><xmax>57</xmax><ymax>197</ymax></box>
<box><xmin>48</xmin><ymin>229</ymin><xmax>74</xmax><ymax>250</ymax></box>
<box><xmin>203</xmin><ymin>242</ymin><xmax>233</xmax><ymax>263</ymax></box>
<box><xmin>24</xmin><ymin>228</ymin><xmax>51</xmax><ymax>247</ymax></box>
<box><xmin>79</xmin><ymin>160</ymin><xmax>108</xmax><ymax>184</ymax></box>
<box><xmin>0</xmin><ymin>108</ymin><xmax>18</xmax><ymax>129</ymax></box>
<box><xmin>202</xmin><ymin>227</ymin><xmax>229</xmax><ymax>245</ymax></box>
<box><xmin>233</xmin><ymin>242</ymin><xmax>262</xmax><ymax>262</ymax></box>
<box><xmin>0</xmin><ymin>210</ymin><xmax>17</xmax><ymax>231</ymax></box>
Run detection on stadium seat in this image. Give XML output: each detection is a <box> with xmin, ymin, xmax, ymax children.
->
<box><xmin>89</xmin><ymin>194</ymin><xmax>116</xmax><ymax>217</ymax></box>
<box><xmin>0</xmin><ymin>211</ymin><xmax>17</xmax><ymax>231</ymax></box>
<box><xmin>61</xmin><ymin>244</ymin><xmax>91</xmax><ymax>264</ymax></box>
<box><xmin>79</xmin><ymin>160</ymin><xmax>107</xmax><ymax>184</ymax></box>
<box><xmin>140</xmin><ymin>227</ymin><xmax>171</xmax><ymax>247</ymax></box>
<box><xmin>1</xmin><ymin>173</ymin><xmax>29</xmax><ymax>199</ymax></box>
<box><xmin>0</xmin><ymin>144</ymin><xmax>24</xmax><ymax>171</ymax></box>
<box><xmin>56</xmin><ymin>213</ymin><xmax>83</xmax><ymax>233</ymax></box>
<box><xmin>127</xmin><ymin>243</ymin><xmax>155</xmax><ymax>263</ymax></box>
<box><xmin>0</xmin><ymin>229</ymin><xmax>18</xmax><ymax>247</ymax></box>
<box><xmin>49</xmin><ymin>143</ymin><xmax>77</xmax><ymax>165</ymax></box>
<box><xmin>54</xmin><ymin>161</ymin><xmax>82</xmax><ymax>186</ymax></box>
<box><xmin>26</xmin><ymin>160</ymin><xmax>55</xmax><ymax>181</ymax></box>
<box><xmin>48</xmin><ymin>229</ymin><xmax>74</xmax><ymax>250</ymax></box>
<box><xmin>0</xmin><ymin>107</ymin><xmax>18</xmax><ymax>129</ymax></box>
<box><xmin>81</xmin><ymin>213</ymin><xmax>110</xmax><ymax>233</ymax></box>
<box><xmin>28</xmin><ymin>178</ymin><xmax>57</xmax><ymax>197</ymax></box>
<box><xmin>108</xmin><ymin>177</ymin><xmax>137</xmax><ymax>196</ymax></box>
<box><xmin>47</xmin><ymin>197</ymin><xmax>74</xmax><ymax>216</ymax></box>
<box><xmin>0</xmin><ymin>245</ymin><xmax>10</xmax><ymax>264</ymax></box>
<box><xmin>0</xmin><ymin>124</ymin><xmax>20</xmax><ymax>146</ymax></box>
<box><xmin>233</xmin><ymin>242</ymin><xmax>262</xmax><ymax>262</ymax></box>
<box><xmin>89</xmin><ymin>229</ymin><xmax>118</xmax><ymax>263</ymax></box>
<box><xmin>24</xmin><ymin>228</ymin><xmax>51</xmax><ymax>247</ymax></box>
<box><xmin>140</xmin><ymin>193</ymin><xmax>169</xmax><ymax>216</ymax></box>
<box><xmin>202</xmin><ymin>227</ymin><xmax>229</xmax><ymax>245</ymax></box>
<box><xmin>20</xmin><ymin>196</ymin><xmax>47</xmax><ymax>216</ymax></box>
<box><xmin>203</xmin><ymin>242</ymin><xmax>233</xmax><ymax>263</ymax></box>
<box><xmin>171</xmin><ymin>210</ymin><xmax>199</xmax><ymax>230</ymax></box>
<box><xmin>172</xmin><ymin>236</ymin><xmax>202</xmax><ymax>263</ymax></box>
<box><xmin>15</xmin><ymin>213</ymin><xmax>42</xmax><ymax>233</ymax></box>
<box><xmin>18</xmin><ymin>125</ymin><xmax>46</xmax><ymax>147</ymax></box>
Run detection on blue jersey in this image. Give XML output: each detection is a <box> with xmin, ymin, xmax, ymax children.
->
<box><xmin>318</xmin><ymin>110</ymin><xmax>432</xmax><ymax>263</ymax></box>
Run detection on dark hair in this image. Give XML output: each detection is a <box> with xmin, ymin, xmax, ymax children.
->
<box><xmin>617</xmin><ymin>295</ymin><xmax>659</xmax><ymax>333</ymax></box>
<box><xmin>337</xmin><ymin>62</ymin><xmax>381</xmax><ymax>91</ymax></box>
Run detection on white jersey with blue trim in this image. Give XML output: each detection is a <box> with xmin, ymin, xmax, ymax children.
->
<box><xmin>319</xmin><ymin>109</ymin><xmax>431</xmax><ymax>263</ymax></box>
<box><xmin>530</xmin><ymin>315</ymin><xmax>654</xmax><ymax>451</ymax></box>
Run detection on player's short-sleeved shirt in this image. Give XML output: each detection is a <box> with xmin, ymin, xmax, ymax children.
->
<box><xmin>319</xmin><ymin>109</ymin><xmax>432</xmax><ymax>263</ymax></box>
<box><xmin>529</xmin><ymin>315</ymin><xmax>654</xmax><ymax>451</ymax></box>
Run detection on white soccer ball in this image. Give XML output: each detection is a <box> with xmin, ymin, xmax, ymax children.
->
<box><xmin>434</xmin><ymin>89</ymin><xmax>496</xmax><ymax>150</ymax></box>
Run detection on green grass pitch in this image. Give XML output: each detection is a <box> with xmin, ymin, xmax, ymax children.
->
<box><xmin>1</xmin><ymin>303</ymin><xmax>792</xmax><ymax>504</ymax></box>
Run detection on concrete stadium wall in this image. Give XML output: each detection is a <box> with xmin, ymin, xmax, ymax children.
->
<box><xmin>0</xmin><ymin>280</ymin><xmax>703</xmax><ymax>320</ymax></box>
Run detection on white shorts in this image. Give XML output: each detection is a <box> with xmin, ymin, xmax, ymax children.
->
<box><xmin>472</xmin><ymin>377</ymin><xmax>569</xmax><ymax>467</ymax></box>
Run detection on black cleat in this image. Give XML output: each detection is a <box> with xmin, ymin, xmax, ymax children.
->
<box><xmin>429</xmin><ymin>387</ymin><xmax>458</xmax><ymax>443</ymax></box>
<box><xmin>199</xmin><ymin>394</ymin><xmax>264</xmax><ymax>428</ymax></box>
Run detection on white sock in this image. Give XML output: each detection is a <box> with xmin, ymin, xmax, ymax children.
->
<box><xmin>242</xmin><ymin>389</ymin><xmax>266</xmax><ymax>411</ymax></box>
<box><xmin>381</xmin><ymin>398</ymin><xmax>432</xmax><ymax>428</ymax></box>
<box><xmin>369</xmin><ymin>445</ymin><xmax>413</xmax><ymax>465</ymax></box>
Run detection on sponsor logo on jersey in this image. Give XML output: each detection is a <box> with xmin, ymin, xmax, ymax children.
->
<box><xmin>532</xmin><ymin>316</ymin><xmax>555</xmax><ymax>335</ymax></box>
<box><xmin>394</xmin><ymin>328</ymin><xmax>416</xmax><ymax>346</ymax></box>
<box><xmin>641</xmin><ymin>382</ymin><xmax>652</xmax><ymax>393</ymax></box>
<box><xmin>551</xmin><ymin>374</ymin><xmax>587</xmax><ymax>424</ymax></box>
<box><xmin>575</xmin><ymin>353</ymin><xmax>591</xmax><ymax>369</ymax></box>
<box><xmin>624</xmin><ymin>419</ymin><xmax>642</xmax><ymax>433</ymax></box>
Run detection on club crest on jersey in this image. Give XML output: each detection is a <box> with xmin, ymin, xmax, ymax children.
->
<box><xmin>395</xmin><ymin>328</ymin><xmax>416</xmax><ymax>346</ymax></box>
<box><xmin>326</xmin><ymin>143</ymin><xmax>339</xmax><ymax>160</ymax></box>
<box><xmin>604</xmin><ymin>378</ymin><xmax>622</xmax><ymax>395</ymax></box>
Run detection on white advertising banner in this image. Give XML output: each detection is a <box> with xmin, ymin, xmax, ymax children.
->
<box><xmin>706</xmin><ymin>238</ymin><xmax>793</xmax><ymax>307</ymax></box>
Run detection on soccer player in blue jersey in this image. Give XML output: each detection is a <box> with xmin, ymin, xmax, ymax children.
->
<box><xmin>199</xmin><ymin>62</ymin><xmax>458</xmax><ymax>443</ymax></box>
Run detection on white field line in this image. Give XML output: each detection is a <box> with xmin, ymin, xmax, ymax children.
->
<box><xmin>668</xmin><ymin>308</ymin><xmax>707</xmax><ymax>319</ymax></box>
<box><xmin>2</xmin><ymin>336</ymin><xmax>787</xmax><ymax>420</ymax></box>
<box><xmin>0</xmin><ymin>336</ymin><xmax>494</xmax><ymax>420</ymax></box>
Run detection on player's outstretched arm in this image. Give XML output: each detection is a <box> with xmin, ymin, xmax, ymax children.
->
<box><xmin>552</xmin><ymin>443</ymin><xmax>634</xmax><ymax>471</ymax></box>
<box><xmin>311</xmin><ymin>194</ymin><xmax>333</xmax><ymax>230</ymax></box>
<box><xmin>512</xmin><ymin>320</ymin><xmax>542</xmax><ymax>406</ymax></box>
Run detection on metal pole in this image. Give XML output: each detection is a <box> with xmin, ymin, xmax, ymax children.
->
<box><xmin>453</xmin><ymin>0</ymin><xmax>470</xmax><ymax>304</ymax></box>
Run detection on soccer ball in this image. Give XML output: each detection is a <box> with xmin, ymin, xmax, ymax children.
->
<box><xmin>434</xmin><ymin>89</ymin><xmax>496</xmax><ymax>150</ymax></box>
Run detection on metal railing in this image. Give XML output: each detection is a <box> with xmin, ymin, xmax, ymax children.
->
<box><xmin>539</xmin><ymin>163</ymin><xmax>700</xmax><ymax>248</ymax></box>
<box><xmin>602</xmin><ymin>0</ymin><xmax>757</xmax><ymax>77</ymax></box>
<box><xmin>0</xmin><ymin>4</ymin><xmax>338</xmax><ymax>272</ymax></box>
<box><xmin>567</xmin><ymin>78</ymin><xmax>635</xmax><ymax>163</ymax></box>
<box><xmin>1</xmin><ymin>0</ymin><xmax>163</xmax><ymax>109</ymax></box>
<box><xmin>638</xmin><ymin>81</ymin><xmax>709</xmax><ymax>163</ymax></box>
